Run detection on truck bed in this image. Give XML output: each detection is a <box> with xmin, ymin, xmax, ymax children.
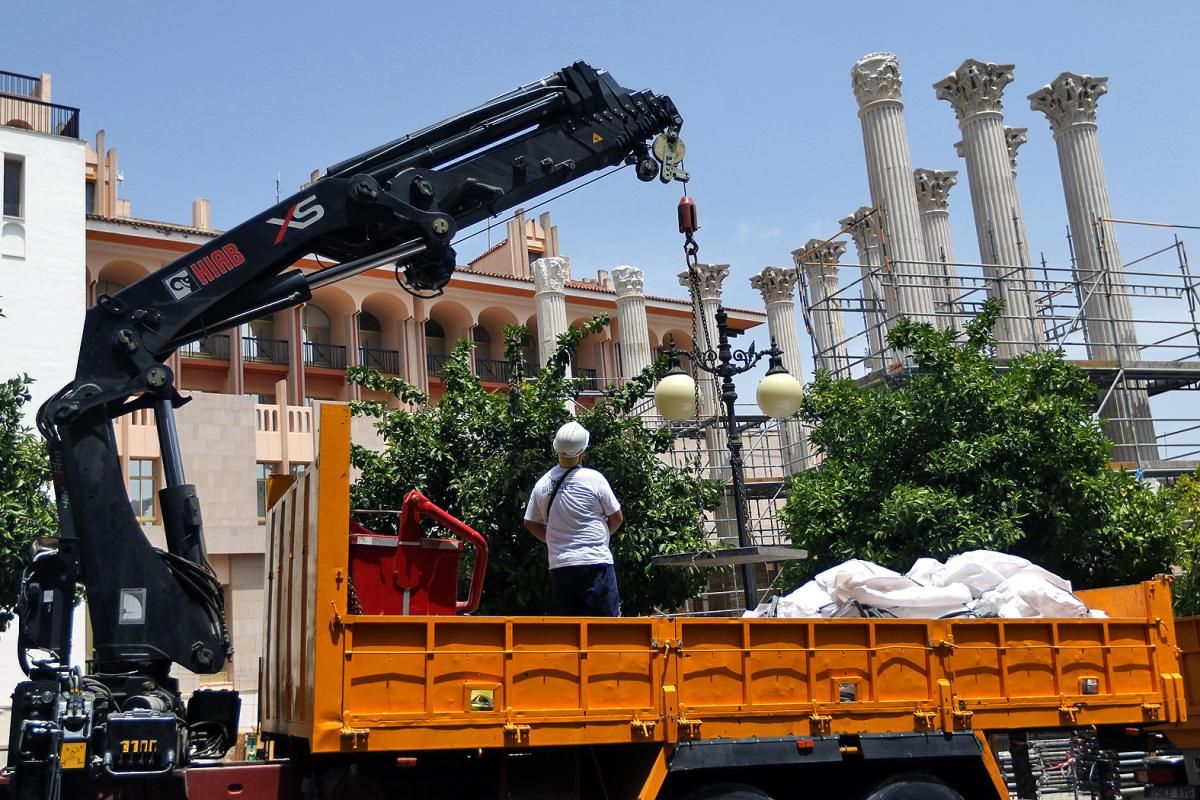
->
<box><xmin>261</xmin><ymin>405</ymin><xmax>1192</xmax><ymax>756</ymax></box>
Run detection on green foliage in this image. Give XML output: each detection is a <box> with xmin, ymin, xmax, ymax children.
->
<box><xmin>782</xmin><ymin>298</ymin><xmax>1183</xmax><ymax>593</ymax></box>
<box><xmin>347</xmin><ymin>315</ymin><xmax>719</xmax><ymax>615</ymax></box>
<box><xmin>1162</xmin><ymin>469</ymin><xmax>1200</xmax><ymax>616</ymax></box>
<box><xmin>0</xmin><ymin>374</ymin><xmax>56</xmax><ymax>630</ymax></box>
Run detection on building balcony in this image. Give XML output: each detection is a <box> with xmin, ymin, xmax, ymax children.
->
<box><xmin>476</xmin><ymin>357</ymin><xmax>513</xmax><ymax>383</ymax></box>
<box><xmin>575</xmin><ymin>367</ymin><xmax>604</xmax><ymax>390</ymax></box>
<box><xmin>359</xmin><ymin>346</ymin><xmax>400</xmax><ymax>375</ymax></box>
<box><xmin>243</xmin><ymin>336</ymin><xmax>289</xmax><ymax>365</ymax></box>
<box><xmin>427</xmin><ymin>352</ymin><xmax>451</xmax><ymax>377</ymax></box>
<box><xmin>179</xmin><ymin>334</ymin><xmax>230</xmax><ymax>361</ymax></box>
<box><xmin>303</xmin><ymin>341</ymin><xmax>346</xmax><ymax>370</ymax></box>
<box><xmin>0</xmin><ymin>72</ymin><xmax>80</xmax><ymax>139</ymax></box>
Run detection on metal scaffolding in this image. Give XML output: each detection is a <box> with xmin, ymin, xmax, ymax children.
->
<box><xmin>795</xmin><ymin>220</ymin><xmax>1200</xmax><ymax>478</ymax></box>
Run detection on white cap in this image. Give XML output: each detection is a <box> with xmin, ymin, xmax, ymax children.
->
<box><xmin>553</xmin><ymin>421</ymin><xmax>590</xmax><ymax>458</ymax></box>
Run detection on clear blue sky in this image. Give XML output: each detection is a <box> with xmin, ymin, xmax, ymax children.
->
<box><xmin>6</xmin><ymin>1</ymin><xmax>1200</xmax><ymax>391</ymax></box>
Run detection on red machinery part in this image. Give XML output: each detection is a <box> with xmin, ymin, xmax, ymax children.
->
<box><xmin>677</xmin><ymin>195</ymin><xmax>699</xmax><ymax>235</ymax></box>
<box><xmin>349</xmin><ymin>490</ymin><xmax>489</xmax><ymax>616</ymax></box>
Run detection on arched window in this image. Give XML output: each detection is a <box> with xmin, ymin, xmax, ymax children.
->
<box><xmin>520</xmin><ymin>333</ymin><xmax>536</xmax><ymax>367</ymax></box>
<box><xmin>303</xmin><ymin>305</ymin><xmax>331</xmax><ymax>345</ymax></box>
<box><xmin>359</xmin><ymin>310</ymin><xmax>382</xmax><ymax>350</ymax></box>
<box><xmin>94</xmin><ymin>280</ymin><xmax>125</xmax><ymax>304</ymax></box>
<box><xmin>424</xmin><ymin>319</ymin><xmax>446</xmax><ymax>355</ymax></box>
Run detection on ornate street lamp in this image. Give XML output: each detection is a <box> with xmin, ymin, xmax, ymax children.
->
<box><xmin>654</xmin><ymin>306</ymin><xmax>804</xmax><ymax>609</ymax></box>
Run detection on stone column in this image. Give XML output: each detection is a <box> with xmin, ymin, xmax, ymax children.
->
<box><xmin>532</xmin><ymin>256</ymin><xmax>569</xmax><ymax>371</ymax></box>
<box><xmin>913</xmin><ymin>168</ymin><xmax>961</xmax><ymax>326</ymax></box>
<box><xmin>792</xmin><ymin>242</ymin><xmax>851</xmax><ymax>377</ymax></box>
<box><xmin>852</xmin><ymin>53</ymin><xmax>936</xmax><ymax>324</ymax></box>
<box><xmin>751</xmin><ymin>266</ymin><xmax>808</xmax><ymax>474</ymax></box>
<box><xmin>678</xmin><ymin>263</ymin><xmax>729</xmax><ymax>418</ymax></box>
<box><xmin>612</xmin><ymin>266</ymin><xmax>652</xmax><ymax>379</ymax></box>
<box><xmin>1029</xmin><ymin>72</ymin><xmax>1154</xmax><ymax>461</ymax></box>
<box><xmin>840</xmin><ymin>208</ymin><xmax>889</xmax><ymax>371</ymax></box>
<box><xmin>934</xmin><ymin>59</ymin><xmax>1039</xmax><ymax>356</ymax></box>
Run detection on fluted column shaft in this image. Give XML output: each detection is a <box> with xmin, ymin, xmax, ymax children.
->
<box><xmin>679</xmin><ymin>264</ymin><xmax>728</xmax><ymax>417</ymax></box>
<box><xmin>853</xmin><ymin>54</ymin><xmax>935</xmax><ymax>324</ymax></box>
<box><xmin>793</xmin><ymin>241</ymin><xmax>850</xmax><ymax>376</ymax></box>
<box><xmin>914</xmin><ymin>168</ymin><xmax>961</xmax><ymax>328</ymax></box>
<box><xmin>958</xmin><ymin>113</ymin><xmax>1039</xmax><ymax>352</ymax></box>
<box><xmin>612</xmin><ymin>266</ymin><xmax>652</xmax><ymax>378</ymax></box>
<box><xmin>752</xmin><ymin>267</ymin><xmax>809</xmax><ymax>473</ymax></box>
<box><xmin>1029</xmin><ymin>72</ymin><xmax>1152</xmax><ymax>461</ymax></box>
<box><xmin>532</xmin><ymin>257</ymin><xmax>569</xmax><ymax>372</ymax></box>
<box><xmin>935</xmin><ymin>60</ymin><xmax>1038</xmax><ymax>356</ymax></box>
<box><xmin>841</xmin><ymin>208</ymin><xmax>888</xmax><ymax>371</ymax></box>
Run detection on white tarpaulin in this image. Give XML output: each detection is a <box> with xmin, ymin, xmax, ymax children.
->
<box><xmin>745</xmin><ymin>550</ymin><xmax>1099</xmax><ymax>620</ymax></box>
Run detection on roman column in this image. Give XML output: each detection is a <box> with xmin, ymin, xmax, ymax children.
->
<box><xmin>751</xmin><ymin>265</ymin><xmax>809</xmax><ymax>473</ymax></box>
<box><xmin>678</xmin><ymin>262</ymin><xmax>729</xmax><ymax>418</ymax></box>
<box><xmin>852</xmin><ymin>53</ymin><xmax>936</xmax><ymax>324</ymax></box>
<box><xmin>1029</xmin><ymin>72</ymin><xmax>1154</xmax><ymax>461</ymax></box>
<box><xmin>612</xmin><ymin>265</ymin><xmax>652</xmax><ymax>378</ymax></box>
<box><xmin>791</xmin><ymin>242</ymin><xmax>851</xmax><ymax>376</ymax></box>
<box><xmin>934</xmin><ymin>59</ymin><xmax>1039</xmax><ymax>356</ymax></box>
<box><xmin>913</xmin><ymin>168</ymin><xmax>961</xmax><ymax>327</ymax></box>
<box><xmin>532</xmin><ymin>256</ymin><xmax>569</xmax><ymax>371</ymax></box>
<box><xmin>840</xmin><ymin>207</ymin><xmax>889</xmax><ymax>371</ymax></box>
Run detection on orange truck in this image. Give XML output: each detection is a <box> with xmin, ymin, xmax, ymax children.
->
<box><xmin>226</xmin><ymin>403</ymin><xmax>1200</xmax><ymax>800</ymax></box>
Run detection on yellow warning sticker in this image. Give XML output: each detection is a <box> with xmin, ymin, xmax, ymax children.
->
<box><xmin>60</xmin><ymin>741</ymin><xmax>87</xmax><ymax>770</ymax></box>
<box><xmin>591</xmin><ymin>132</ymin><xmax>604</xmax><ymax>144</ymax></box>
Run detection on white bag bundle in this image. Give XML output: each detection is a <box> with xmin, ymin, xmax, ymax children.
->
<box><xmin>970</xmin><ymin>571</ymin><xmax>1089</xmax><ymax>618</ymax></box>
<box><xmin>814</xmin><ymin>560</ymin><xmax>972</xmax><ymax>619</ymax></box>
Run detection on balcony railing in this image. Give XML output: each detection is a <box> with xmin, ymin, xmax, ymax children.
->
<box><xmin>179</xmin><ymin>334</ymin><xmax>230</xmax><ymax>361</ymax></box>
<box><xmin>0</xmin><ymin>71</ymin><xmax>40</xmax><ymax>98</ymax></box>
<box><xmin>575</xmin><ymin>367</ymin><xmax>605</xmax><ymax>390</ymax></box>
<box><xmin>0</xmin><ymin>93</ymin><xmax>80</xmax><ymax>139</ymax></box>
<box><xmin>427</xmin><ymin>352</ymin><xmax>452</xmax><ymax>377</ymax></box>
<box><xmin>359</xmin><ymin>346</ymin><xmax>400</xmax><ymax>374</ymax></box>
<box><xmin>304</xmin><ymin>341</ymin><xmax>347</xmax><ymax>370</ymax></box>
<box><xmin>476</xmin><ymin>358</ymin><xmax>513</xmax><ymax>383</ymax></box>
<box><xmin>243</xmin><ymin>336</ymin><xmax>290</xmax><ymax>365</ymax></box>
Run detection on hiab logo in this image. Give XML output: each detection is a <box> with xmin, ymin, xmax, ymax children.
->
<box><xmin>162</xmin><ymin>243</ymin><xmax>247</xmax><ymax>301</ymax></box>
<box><xmin>267</xmin><ymin>195</ymin><xmax>325</xmax><ymax>244</ymax></box>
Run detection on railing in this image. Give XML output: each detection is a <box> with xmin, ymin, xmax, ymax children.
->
<box><xmin>0</xmin><ymin>71</ymin><xmax>40</xmax><ymax>98</ymax></box>
<box><xmin>179</xmin><ymin>334</ymin><xmax>230</xmax><ymax>361</ymax></box>
<box><xmin>475</xmin><ymin>358</ymin><xmax>512</xmax><ymax>383</ymax></box>
<box><xmin>243</xmin><ymin>336</ymin><xmax>290</xmax><ymax>365</ymax></box>
<box><xmin>304</xmin><ymin>341</ymin><xmax>347</xmax><ymax>369</ymax></box>
<box><xmin>426</xmin><ymin>352</ymin><xmax>451</xmax><ymax>377</ymax></box>
<box><xmin>574</xmin><ymin>367</ymin><xmax>605</xmax><ymax>390</ymax></box>
<box><xmin>359</xmin><ymin>346</ymin><xmax>400</xmax><ymax>374</ymax></box>
<box><xmin>0</xmin><ymin>94</ymin><xmax>80</xmax><ymax>139</ymax></box>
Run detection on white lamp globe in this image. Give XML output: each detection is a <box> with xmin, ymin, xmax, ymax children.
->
<box><xmin>654</xmin><ymin>370</ymin><xmax>699</xmax><ymax>421</ymax></box>
<box><xmin>756</xmin><ymin>368</ymin><xmax>803</xmax><ymax>419</ymax></box>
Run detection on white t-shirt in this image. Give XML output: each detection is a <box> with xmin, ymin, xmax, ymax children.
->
<box><xmin>524</xmin><ymin>465</ymin><xmax>621</xmax><ymax>569</ymax></box>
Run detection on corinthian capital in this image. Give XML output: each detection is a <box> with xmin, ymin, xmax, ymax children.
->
<box><xmin>839</xmin><ymin>207</ymin><xmax>882</xmax><ymax>256</ymax></box>
<box><xmin>611</xmin><ymin>265</ymin><xmax>644</xmax><ymax>298</ymax></box>
<box><xmin>851</xmin><ymin>52</ymin><xmax>902</xmax><ymax>107</ymax></box>
<box><xmin>933</xmin><ymin>59</ymin><xmax>1014</xmax><ymax>121</ymax></box>
<box><xmin>678</xmin><ymin>263</ymin><xmax>729</xmax><ymax>301</ymax></box>
<box><xmin>1029</xmin><ymin>72</ymin><xmax>1109</xmax><ymax>132</ymax></box>
<box><xmin>913</xmin><ymin>168</ymin><xmax>958</xmax><ymax>212</ymax></box>
<box><xmin>1004</xmin><ymin>127</ymin><xmax>1028</xmax><ymax>173</ymax></box>
<box><xmin>750</xmin><ymin>266</ymin><xmax>798</xmax><ymax>304</ymax></box>
<box><xmin>531</xmin><ymin>256</ymin><xmax>567</xmax><ymax>293</ymax></box>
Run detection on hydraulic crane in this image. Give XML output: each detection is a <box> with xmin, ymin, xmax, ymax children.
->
<box><xmin>7</xmin><ymin>61</ymin><xmax>686</xmax><ymax>798</ymax></box>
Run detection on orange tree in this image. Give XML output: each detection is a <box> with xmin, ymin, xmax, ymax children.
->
<box><xmin>346</xmin><ymin>315</ymin><xmax>718</xmax><ymax>615</ymax></box>
<box><xmin>782</xmin><ymin>299</ymin><xmax>1185</xmax><ymax>594</ymax></box>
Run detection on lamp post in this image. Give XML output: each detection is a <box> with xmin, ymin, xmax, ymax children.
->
<box><xmin>654</xmin><ymin>306</ymin><xmax>804</xmax><ymax>610</ymax></box>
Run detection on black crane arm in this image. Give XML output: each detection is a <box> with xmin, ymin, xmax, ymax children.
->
<box><xmin>26</xmin><ymin>61</ymin><xmax>682</xmax><ymax>682</ymax></box>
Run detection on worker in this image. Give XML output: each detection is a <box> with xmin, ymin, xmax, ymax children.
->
<box><xmin>524</xmin><ymin>421</ymin><xmax>625</xmax><ymax>616</ymax></box>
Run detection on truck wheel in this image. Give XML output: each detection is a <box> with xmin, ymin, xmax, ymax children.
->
<box><xmin>681</xmin><ymin>783</ymin><xmax>774</xmax><ymax>800</ymax></box>
<box><xmin>865</xmin><ymin>777</ymin><xmax>964</xmax><ymax>800</ymax></box>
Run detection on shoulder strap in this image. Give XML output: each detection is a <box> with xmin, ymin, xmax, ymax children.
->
<box><xmin>545</xmin><ymin>465</ymin><xmax>579</xmax><ymax>525</ymax></box>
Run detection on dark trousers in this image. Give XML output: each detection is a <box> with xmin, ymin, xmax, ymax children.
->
<box><xmin>549</xmin><ymin>563</ymin><xmax>621</xmax><ymax>617</ymax></box>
